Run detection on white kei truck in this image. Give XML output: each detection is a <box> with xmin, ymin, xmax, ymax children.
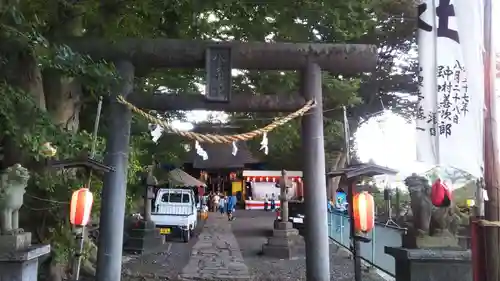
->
<box><xmin>150</xmin><ymin>188</ymin><xmax>198</xmax><ymax>242</ymax></box>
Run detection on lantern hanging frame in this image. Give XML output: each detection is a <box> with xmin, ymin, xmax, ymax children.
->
<box><xmin>327</xmin><ymin>162</ymin><xmax>398</xmax><ymax>281</ymax></box>
<box><xmin>47</xmin><ymin>97</ymin><xmax>114</xmax><ymax>281</ymax></box>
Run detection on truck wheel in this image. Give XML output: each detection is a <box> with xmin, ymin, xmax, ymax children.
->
<box><xmin>183</xmin><ymin>229</ymin><xmax>190</xmax><ymax>243</ymax></box>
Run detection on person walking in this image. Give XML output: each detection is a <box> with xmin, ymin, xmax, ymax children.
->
<box><xmin>264</xmin><ymin>194</ymin><xmax>269</xmax><ymax>211</ymax></box>
<box><xmin>213</xmin><ymin>192</ymin><xmax>220</xmax><ymax>212</ymax></box>
<box><xmin>219</xmin><ymin>196</ymin><xmax>226</xmax><ymax>215</ymax></box>
<box><xmin>207</xmin><ymin>192</ymin><xmax>213</xmax><ymax>212</ymax></box>
<box><xmin>270</xmin><ymin>193</ymin><xmax>276</xmax><ymax>211</ymax></box>
<box><xmin>226</xmin><ymin>195</ymin><xmax>236</xmax><ymax>221</ymax></box>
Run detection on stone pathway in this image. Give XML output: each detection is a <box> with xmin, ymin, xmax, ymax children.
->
<box><xmin>179</xmin><ymin>216</ymin><xmax>251</xmax><ymax>281</ymax></box>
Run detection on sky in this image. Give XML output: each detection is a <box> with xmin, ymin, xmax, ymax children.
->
<box><xmin>154</xmin><ymin>3</ymin><xmax>499</xmax><ymax>185</ymax></box>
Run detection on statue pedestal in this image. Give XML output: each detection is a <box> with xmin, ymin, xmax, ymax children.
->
<box><xmin>403</xmin><ymin>230</ymin><xmax>460</xmax><ymax>249</ymax></box>
<box><xmin>0</xmin><ymin>233</ymin><xmax>50</xmax><ymax>281</ymax></box>
<box><xmin>123</xmin><ymin>220</ymin><xmax>164</xmax><ymax>254</ymax></box>
<box><xmin>0</xmin><ymin>232</ymin><xmax>32</xmax><ymax>252</ymax></box>
<box><xmin>385</xmin><ymin>247</ymin><xmax>471</xmax><ymax>281</ymax></box>
<box><xmin>262</xmin><ymin>221</ymin><xmax>303</xmax><ymax>259</ymax></box>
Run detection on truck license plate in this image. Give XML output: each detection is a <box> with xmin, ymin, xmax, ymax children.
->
<box><xmin>160</xmin><ymin>228</ymin><xmax>171</xmax><ymax>234</ymax></box>
<box><xmin>292</xmin><ymin>218</ymin><xmax>303</xmax><ymax>223</ymax></box>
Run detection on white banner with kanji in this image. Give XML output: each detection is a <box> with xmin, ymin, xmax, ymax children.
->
<box><xmin>416</xmin><ymin>0</ymin><xmax>485</xmax><ymax>177</ymax></box>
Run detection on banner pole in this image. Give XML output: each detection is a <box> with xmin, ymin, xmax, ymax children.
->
<box><xmin>481</xmin><ymin>0</ymin><xmax>500</xmax><ymax>280</ymax></box>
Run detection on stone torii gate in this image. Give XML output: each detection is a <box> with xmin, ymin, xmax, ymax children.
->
<box><xmin>71</xmin><ymin>39</ymin><xmax>376</xmax><ymax>281</ymax></box>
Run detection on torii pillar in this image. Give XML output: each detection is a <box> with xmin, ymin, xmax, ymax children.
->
<box><xmin>301</xmin><ymin>61</ymin><xmax>329</xmax><ymax>281</ymax></box>
<box><xmin>96</xmin><ymin>60</ymin><xmax>134</xmax><ymax>281</ymax></box>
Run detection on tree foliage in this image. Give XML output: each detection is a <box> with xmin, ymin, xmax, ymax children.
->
<box><xmin>0</xmin><ymin>0</ymin><xmax>418</xmax><ymax>279</ymax></box>
<box><xmin>228</xmin><ymin>0</ymin><xmax>417</xmax><ymax>173</ymax></box>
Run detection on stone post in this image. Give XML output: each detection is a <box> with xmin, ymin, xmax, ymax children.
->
<box><xmin>262</xmin><ymin>169</ymin><xmax>303</xmax><ymax>259</ymax></box>
<box><xmin>0</xmin><ymin>164</ymin><xmax>50</xmax><ymax>281</ymax></box>
<box><xmin>144</xmin><ymin>165</ymin><xmax>158</xmax><ymax>221</ymax></box>
<box><xmin>385</xmin><ymin>247</ymin><xmax>472</xmax><ymax>281</ymax></box>
<box><xmin>279</xmin><ymin>169</ymin><xmax>289</xmax><ymax>223</ymax></box>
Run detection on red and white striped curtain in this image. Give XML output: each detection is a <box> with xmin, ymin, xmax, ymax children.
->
<box><xmin>245</xmin><ymin>176</ymin><xmax>302</xmax><ymax>183</ymax></box>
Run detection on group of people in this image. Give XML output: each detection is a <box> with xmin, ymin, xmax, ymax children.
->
<box><xmin>263</xmin><ymin>193</ymin><xmax>277</xmax><ymax>211</ymax></box>
<box><xmin>328</xmin><ymin>192</ymin><xmax>348</xmax><ymax>213</ymax></box>
<box><xmin>202</xmin><ymin>191</ymin><xmax>237</xmax><ymax>221</ymax></box>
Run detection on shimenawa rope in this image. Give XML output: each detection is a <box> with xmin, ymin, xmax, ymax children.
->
<box><xmin>116</xmin><ymin>95</ymin><xmax>316</xmax><ymax>144</ymax></box>
<box><xmin>477</xmin><ymin>219</ymin><xmax>500</xmax><ymax>227</ymax></box>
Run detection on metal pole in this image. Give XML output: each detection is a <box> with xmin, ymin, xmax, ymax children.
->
<box><xmin>342</xmin><ymin>106</ymin><xmax>350</xmax><ymax>163</ymax></box>
<box><xmin>96</xmin><ymin>60</ymin><xmax>134</xmax><ymax>281</ymax></box>
<box><xmin>72</xmin><ymin>96</ymin><xmax>104</xmax><ymax>281</ymax></box>
<box><xmin>72</xmin><ymin>228</ymin><xmax>84</xmax><ymax>281</ymax></box>
<box><xmin>301</xmin><ymin>61</ymin><xmax>330</xmax><ymax>281</ymax></box>
<box><xmin>395</xmin><ymin>186</ymin><xmax>400</xmax><ymax>218</ymax></box>
<box><xmin>348</xmin><ymin>181</ymin><xmax>362</xmax><ymax>281</ymax></box>
<box><xmin>371</xmin><ymin>225</ymin><xmax>375</xmax><ymax>265</ymax></box>
<box><xmin>90</xmin><ymin>96</ymin><xmax>104</xmax><ymax>157</ymax></box>
<box><xmin>343</xmin><ymin>103</ymin><xmax>362</xmax><ymax>281</ymax></box>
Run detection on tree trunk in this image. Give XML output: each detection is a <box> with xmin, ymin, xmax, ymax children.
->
<box><xmin>43</xmin><ymin>71</ymin><xmax>81</xmax><ymax>132</ymax></box>
<box><xmin>0</xmin><ymin>1</ymin><xmax>44</xmax><ymax>168</ymax></box>
<box><xmin>42</xmin><ymin>8</ymin><xmax>84</xmax><ymax>281</ymax></box>
<box><xmin>0</xmin><ymin>49</ymin><xmax>46</xmax><ymax>168</ymax></box>
<box><xmin>326</xmin><ymin>151</ymin><xmax>347</xmax><ymax>199</ymax></box>
<box><xmin>43</xmin><ymin>4</ymin><xmax>84</xmax><ymax>132</ymax></box>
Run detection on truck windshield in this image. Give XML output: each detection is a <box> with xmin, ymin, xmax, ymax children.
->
<box><xmin>161</xmin><ymin>193</ymin><xmax>190</xmax><ymax>203</ymax></box>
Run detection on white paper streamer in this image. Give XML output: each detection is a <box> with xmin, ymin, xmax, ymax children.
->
<box><xmin>232</xmin><ymin>141</ymin><xmax>238</xmax><ymax>156</ymax></box>
<box><xmin>259</xmin><ymin>132</ymin><xmax>268</xmax><ymax>155</ymax></box>
<box><xmin>195</xmin><ymin>141</ymin><xmax>208</xmax><ymax>160</ymax></box>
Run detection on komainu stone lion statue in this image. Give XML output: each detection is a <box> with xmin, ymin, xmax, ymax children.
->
<box><xmin>405</xmin><ymin>173</ymin><xmax>433</xmax><ymax>235</ymax></box>
<box><xmin>404</xmin><ymin>173</ymin><xmax>462</xmax><ymax>248</ymax></box>
<box><xmin>0</xmin><ymin>164</ymin><xmax>30</xmax><ymax>235</ymax></box>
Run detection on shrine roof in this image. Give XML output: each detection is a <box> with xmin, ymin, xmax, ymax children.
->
<box><xmin>327</xmin><ymin>163</ymin><xmax>398</xmax><ymax>179</ymax></box>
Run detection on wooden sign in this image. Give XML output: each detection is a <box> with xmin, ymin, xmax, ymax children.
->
<box><xmin>205</xmin><ymin>46</ymin><xmax>232</xmax><ymax>102</ymax></box>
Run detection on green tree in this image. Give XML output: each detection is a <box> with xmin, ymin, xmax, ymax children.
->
<box><xmin>0</xmin><ymin>0</ymin><xmax>418</xmax><ymax>280</ymax></box>
<box><xmin>227</xmin><ymin>0</ymin><xmax>417</xmax><ymax>197</ymax></box>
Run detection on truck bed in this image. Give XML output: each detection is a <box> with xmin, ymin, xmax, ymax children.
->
<box><xmin>150</xmin><ymin>213</ymin><xmax>190</xmax><ymax>227</ymax></box>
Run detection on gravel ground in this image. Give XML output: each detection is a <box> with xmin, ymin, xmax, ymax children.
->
<box><xmin>232</xmin><ymin>210</ymin><xmax>386</xmax><ymax>281</ymax></box>
<box><xmin>121</xmin><ymin>219</ymin><xmax>207</xmax><ymax>281</ymax></box>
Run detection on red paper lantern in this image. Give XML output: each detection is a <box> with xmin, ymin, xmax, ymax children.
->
<box><xmin>70</xmin><ymin>188</ymin><xmax>94</xmax><ymax>226</ymax></box>
<box><xmin>229</xmin><ymin>172</ymin><xmax>237</xmax><ymax>180</ymax></box>
<box><xmin>353</xmin><ymin>191</ymin><xmax>375</xmax><ymax>233</ymax></box>
<box><xmin>431</xmin><ymin>179</ymin><xmax>452</xmax><ymax>207</ymax></box>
